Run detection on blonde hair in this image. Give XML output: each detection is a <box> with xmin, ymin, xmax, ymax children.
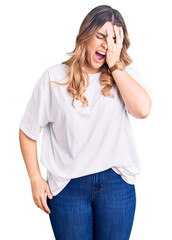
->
<box><xmin>51</xmin><ymin>5</ymin><xmax>132</xmax><ymax>108</ymax></box>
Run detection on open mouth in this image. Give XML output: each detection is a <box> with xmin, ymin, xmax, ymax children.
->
<box><xmin>95</xmin><ymin>51</ymin><xmax>106</xmax><ymax>61</ymax></box>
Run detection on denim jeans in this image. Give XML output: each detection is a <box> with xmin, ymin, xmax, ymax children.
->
<box><xmin>47</xmin><ymin>168</ymin><xmax>136</xmax><ymax>240</ymax></box>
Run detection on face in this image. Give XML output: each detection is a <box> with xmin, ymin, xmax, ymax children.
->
<box><xmin>84</xmin><ymin>21</ymin><xmax>116</xmax><ymax>74</ymax></box>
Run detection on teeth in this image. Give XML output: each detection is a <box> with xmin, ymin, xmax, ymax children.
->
<box><xmin>97</xmin><ymin>51</ymin><xmax>106</xmax><ymax>55</ymax></box>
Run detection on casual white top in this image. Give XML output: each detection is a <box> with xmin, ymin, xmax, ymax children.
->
<box><xmin>19</xmin><ymin>63</ymin><xmax>153</xmax><ymax>196</ymax></box>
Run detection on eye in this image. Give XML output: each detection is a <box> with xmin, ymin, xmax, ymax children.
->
<box><xmin>96</xmin><ymin>36</ymin><xmax>103</xmax><ymax>39</ymax></box>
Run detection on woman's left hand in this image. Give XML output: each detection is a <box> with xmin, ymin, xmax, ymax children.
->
<box><xmin>106</xmin><ymin>25</ymin><xmax>124</xmax><ymax>68</ymax></box>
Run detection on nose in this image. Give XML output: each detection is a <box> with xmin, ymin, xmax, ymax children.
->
<box><xmin>101</xmin><ymin>39</ymin><xmax>108</xmax><ymax>50</ymax></box>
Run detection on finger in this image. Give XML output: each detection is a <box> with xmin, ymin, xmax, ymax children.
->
<box><xmin>119</xmin><ymin>26</ymin><xmax>124</xmax><ymax>39</ymax></box>
<box><xmin>106</xmin><ymin>35</ymin><xmax>113</xmax><ymax>50</ymax></box>
<box><xmin>34</xmin><ymin>198</ymin><xmax>40</xmax><ymax>208</ymax></box>
<box><xmin>109</xmin><ymin>24</ymin><xmax>115</xmax><ymax>37</ymax></box>
<box><xmin>46</xmin><ymin>185</ymin><xmax>53</xmax><ymax>200</ymax></box>
<box><xmin>41</xmin><ymin>196</ymin><xmax>51</xmax><ymax>214</ymax></box>
<box><xmin>39</xmin><ymin>197</ymin><xmax>49</xmax><ymax>214</ymax></box>
<box><xmin>37</xmin><ymin>197</ymin><xmax>47</xmax><ymax>213</ymax></box>
<box><xmin>119</xmin><ymin>27</ymin><xmax>124</xmax><ymax>47</ymax></box>
<box><xmin>107</xmin><ymin>29</ymin><xmax>114</xmax><ymax>49</ymax></box>
<box><xmin>117</xmin><ymin>26</ymin><xmax>123</xmax><ymax>48</ymax></box>
<box><xmin>114</xmin><ymin>25</ymin><xmax>120</xmax><ymax>46</ymax></box>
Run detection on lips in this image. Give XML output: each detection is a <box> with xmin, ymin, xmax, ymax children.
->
<box><xmin>96</xmin><ymin>50</ymin><xmax>106</xmax><ymax>54</ymax></box>
<box><xmin>95</xmin><ymin>51</ymin><xmax>106</xmax><ymax>62</ymax></box>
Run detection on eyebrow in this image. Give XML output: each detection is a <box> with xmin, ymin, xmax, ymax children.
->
<box><xmin>97</xmin><ymin>32</ymin><xmax>116</xmax><ymax>39</ymax></box>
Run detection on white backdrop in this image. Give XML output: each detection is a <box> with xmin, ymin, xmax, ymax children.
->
<box><xmin>1</xmin><ymin>0</ymin><xmax>171</xmax><ymax>239</ymax></box>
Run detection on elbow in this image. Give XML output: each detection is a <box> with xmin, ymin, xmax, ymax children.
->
<box><xmin>140</xmin><ymin>110</ymin><xmax>150</xmax><ymax>119</ymax></box>
<box><xmin>126</xmin><ymin>97</ymin><xmax>152</xmax><ymax>119</ymax></box>
<box><xmin>139</xmin><ymin>100</ymin><xmax>152</xmax><ymax>119</ymax></box>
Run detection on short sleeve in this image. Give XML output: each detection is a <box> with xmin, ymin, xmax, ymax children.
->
<box><xmin>19</xmin><ymin>68</ymin><xmax>53</xmax><ymax>140</ymax></box>
<box><xmin>124</xmin><ymin>64</ymin><xmax>154</xmax><ymax>112</ymax></box>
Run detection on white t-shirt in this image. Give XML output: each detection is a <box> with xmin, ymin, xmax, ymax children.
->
<box><xmin>19</xmin><ymin>63</ymin><xmax>153</xmax><ymax>196</ymax></box>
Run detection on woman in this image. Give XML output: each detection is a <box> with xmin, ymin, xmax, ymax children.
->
<box><xmin>19</xmin><ymin>5</ymin><xmax>153</xmax><ymax>240</ymax></box>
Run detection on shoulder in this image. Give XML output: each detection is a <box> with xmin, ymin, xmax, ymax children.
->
<box><xmin>36</xmin><ymin>63</ymin><xmax>69</xmax><ymax>89</ymax></box>
<box><xmin>124</xmin><ymin>63</ymin><xmax>154</xmax><ymax>102</ymax></box>
<box><xmin>46</xmin><ymin>63</ymin><xmax>69</xmax><ymax>74</ymax></box>
<box><xmin>124</xmin><ymin>62</ymin><xmax>143</xmax><ymax>81</ymax></box>
<box><xmin>124</xmin><ymin>62</ymin><xmax>139</xmax><ymax>75</ymax></box>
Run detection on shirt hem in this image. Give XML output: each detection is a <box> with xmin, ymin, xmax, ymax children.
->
<box><xmin>111</xmin><ymin>167</ymin><xmax>137</xmax><ymax>185</ymax></box>
<box><xmin>47</xmin><ymin>165</ymin><xmax>138</xmax><ymax>197</ymax></box>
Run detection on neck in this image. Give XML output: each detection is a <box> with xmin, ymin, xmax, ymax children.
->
<box><xmin>83</xmin><ymin>62</ymin><xmax>102</xmax><ymax>74</ymax></box>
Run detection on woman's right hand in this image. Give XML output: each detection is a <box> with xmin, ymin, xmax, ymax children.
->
<box><xmin>30</xmin><ymin>175</ymin><xmax>53</xmax><ymax>214</ymax></box>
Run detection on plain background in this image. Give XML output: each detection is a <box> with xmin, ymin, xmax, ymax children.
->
<box><xmin>1</xmin><ymin>0</ymin><xmax>171</xmax><ymax>239</ymax></box>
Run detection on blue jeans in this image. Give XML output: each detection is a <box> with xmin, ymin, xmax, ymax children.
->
<box><xmin>47</xmin><ymin>168</ymin><xmax>136</xmax><ymax>240</ymax></box>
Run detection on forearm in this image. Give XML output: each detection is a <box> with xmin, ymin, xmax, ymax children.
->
<box><xmin>112</xmin><ymin>69</ymin><xmax>152</xmax><ymax>118</ymax></box>
<box><xmin>19</xmin><ymin>129</ymin><xmax>42</xmax><ymax>182</ymax></box>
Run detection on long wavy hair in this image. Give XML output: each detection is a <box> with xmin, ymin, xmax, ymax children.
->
<box><xmin>51</xmin><ymin>5</ymin><xmax>132</xmax><ymax>108</ymax></box>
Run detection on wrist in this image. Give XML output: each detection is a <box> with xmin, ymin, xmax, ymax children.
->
<box><xmin>30</xmin><ymin>174</ymin><xmax>42</xmax><ymax>183</ymax></box>
<box><xmin>108</xmin><ymin>59</ymin><xmax>119</xmax><ymax>69</ymax></box>
<box><xmin>108</xmin><ymin>60</ymin><xmax>124</xmax><ymax>74</ymax></box>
